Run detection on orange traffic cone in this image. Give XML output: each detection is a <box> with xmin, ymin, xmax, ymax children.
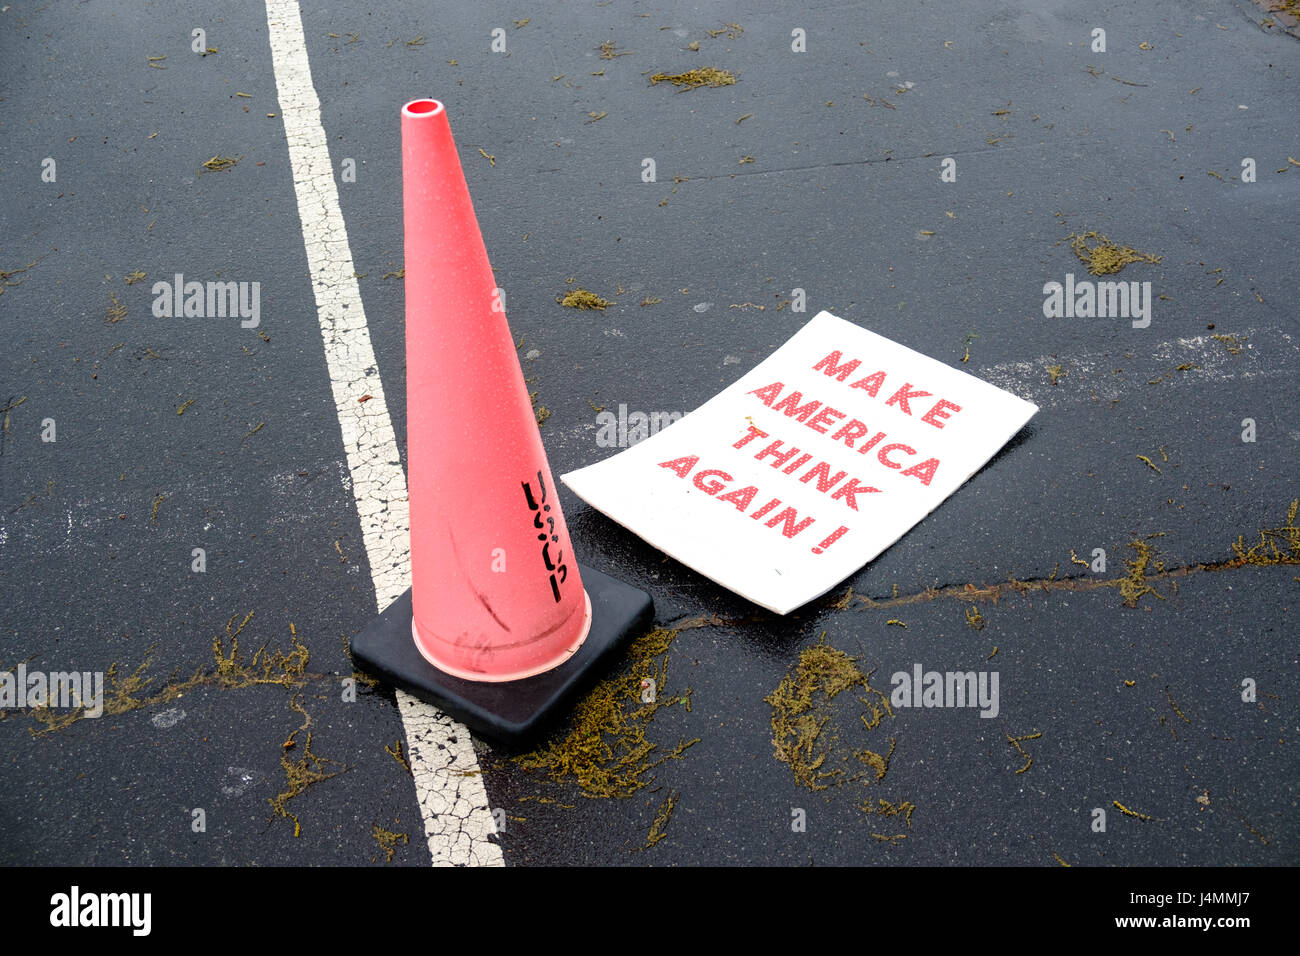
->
<box><xmin>351</xmin><ymin>99</ymin><xmax>652</xmax><ymax>745</ymax></box>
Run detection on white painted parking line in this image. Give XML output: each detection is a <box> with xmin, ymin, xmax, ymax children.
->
<box><xmin>264</xmin><ymin>0</ymin><xmax>502</xmax><ymax>867</ymax></box>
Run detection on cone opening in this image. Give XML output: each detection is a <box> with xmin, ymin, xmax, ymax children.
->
<box><xmin>403</xmin><ymin>99</ymin><xmax>444</xmax><ymax>117</ymax></box>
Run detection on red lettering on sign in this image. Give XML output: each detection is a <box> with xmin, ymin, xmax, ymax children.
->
<box><xmin>901</xmin><ymin>457</ymin><xmax>940</xmax><ymax>486</ymax></box>
<box><xmin>806</xmin><ymin>405</ymin><xmax>846</xmax><ymax>434</ymax></box>
<box><xmin>812</xmin><ymin>351</ymin><xmax>861</xmax><ymax>381</ymax></box>
<box><xmin>830</xmin><ymin>419</ymin><xmax>869</xmax><ymax>447</ymax></box>
<box><xmin>921</xmin><ymin>399</ymin><xmax>962</xmax><ymax>429</ymax></box>
<box><xmin>754</xmin><ymin>440</ymin><xmax>804</xmax><ymax>469</ymax></box>
<box><xmin>765</xmin><ymin>506</ymin><xmax>815</xmax><ymax>538</ymax></box>
<box><xmin>772</xmin><ymin>390</ymin><xmax>822</xmax><ymax>422</ymax></box>
<box><xmin>849</xmin><ymin>370</ymin><xmax>886</xmax><ymax>397</ymax></box>
<box><xmin>799</xmin><ymin>461</ymin><xmax>847</xmax><ymax>493</ymax></box>
<box><xmin>659</xmin><ymin>455</ymin><xmax>698</xmax><ymax>478</ymax></box>
<box><xmin>782</xmin><ymin>453</ymin><xmax>814</xmax><ymax>474</ymax></box>
<box><xmin>652</xmin><ymin>453</ymin><xmax>883</xmax><ymax>543</ymax></box>
<box><xmin>733</xmin><ymin>424</ymin><xmax>769</xmax><ymax>449</ymax></box>
<box><xmin>808</xmin><ymin>351</ymin><xmax>958</xmax><ymax>429</ymax></box>
<box><xmin>748</xmin><ymin>382</ymin><xmax>783</xmax><ymax>406</ymax></box>
<box><xmin>830</xmin><ymin>477</ymin><xmax>881</xmax><ymax>511</ymax></box>
<box><xmin>857</xmin><ymin>431</ymin><xmax>886</xmax><ymax>455</ymax></box>
<box><xmin>693</xmin><ymin>469</ymin><xmax>732</xmax><ymax>495</ymax></box>
<box><xmin>884</xmin><ymin>384</ymin><xmax>931</xmax><ymax>416</ymax></box>
<box><xmin>718</xmin><ymin>484</ymin><xmax>759</xmax><ymax>511</ymax></box>
<box><xmin>877</xmin><ymin>443</ymin><xmax>915</xmax><ymax>468</ymax></box>
<box><xmin>812</xmin><ymin>525</ymin><xmax>850</xmax><ymax>555</ymax></box>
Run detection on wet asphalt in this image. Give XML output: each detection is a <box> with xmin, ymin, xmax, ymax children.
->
<box><xmin>0</xmin><ymin>0</ymin><xmax>1295</xmax><ymax>866</ymax></box>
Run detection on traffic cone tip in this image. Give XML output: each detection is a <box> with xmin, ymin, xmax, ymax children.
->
<box><xmin>403</xmin><ymin>98</ymin><xmax>444</xmax><ymax>117</ymax></box>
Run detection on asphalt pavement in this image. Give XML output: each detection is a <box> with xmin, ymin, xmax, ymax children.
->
<box><xmin>0</xmin><ymin>0</ymin><xmax>1295</xmax><ymax>866</ymax></box>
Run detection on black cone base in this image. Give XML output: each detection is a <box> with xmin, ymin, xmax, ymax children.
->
<box><xmin>351</xmin><ymin>564</ymin><xmax>653</xmax><ymax>748</ymax></box>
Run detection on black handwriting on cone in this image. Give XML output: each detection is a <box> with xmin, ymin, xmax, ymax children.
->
<box><xmin>522</xmin><ymin>470</ymin><xmax>568</xmax><ymax>603</ymax></box>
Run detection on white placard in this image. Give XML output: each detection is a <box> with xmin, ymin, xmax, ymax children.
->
<box><xmin>562</xmin><ymin>311</ymin><xmax>1038</xmax><ymax>614</ymax></box>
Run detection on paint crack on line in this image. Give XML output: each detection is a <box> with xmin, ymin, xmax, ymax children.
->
<box><xmin>265</xmin><ymin>0</ymin><xmax>500</xmax><ymax>867</ymax></box>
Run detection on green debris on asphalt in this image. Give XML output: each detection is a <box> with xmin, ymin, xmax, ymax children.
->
<box><xmin>649</xmin><ymin>67</ymin><xmax>736</xmax><ymax>90</ymax></box>
<box><xmin>513</xmin><ymin>627</ymin><xmax>697</xmax><ymax>799</ymax></box>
